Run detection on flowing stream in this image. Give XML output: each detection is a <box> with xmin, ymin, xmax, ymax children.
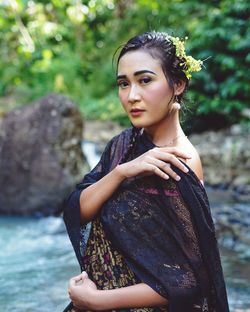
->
<box><xmin>0</xmin><ymin>141</ymin><xmax>249</xmax><ymax>312</ymax></box>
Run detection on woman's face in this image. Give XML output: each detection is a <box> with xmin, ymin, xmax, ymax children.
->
<box><xmin>117</xmin><ymin>50</ymin><xmax>177</xmax><ymax>131</ymax></box>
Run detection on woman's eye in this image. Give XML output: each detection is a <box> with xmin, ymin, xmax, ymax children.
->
<box><xmin>117</xmin><ymin>80</ymin><xmax>129</xmax><ymax>89</ymax></box>
<box><xmin>140</xmin><ymin>77</ymin><xmax>152</xmax><ymax>85</ymax></box>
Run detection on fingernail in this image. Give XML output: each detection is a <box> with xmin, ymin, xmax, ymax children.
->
<box><xmin>184</xmin><ymin>167</ymin><xmax>189</xmax><ymax>173</ymax></box>
<box><xmin>176</xmin><ymin>176</ymin><xmax>181</xmax><ymax>181</ymax></box>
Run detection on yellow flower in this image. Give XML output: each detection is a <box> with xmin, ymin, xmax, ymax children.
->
<box><xmin>167</xmin><ymin>35</ymin><xmax>203</xmax><ymax>79</ymax></box>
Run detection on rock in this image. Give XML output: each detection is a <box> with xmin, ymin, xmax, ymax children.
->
<box><xmin>83</xmin><ymin>120</ymin><xmax>125</xmax><ymax>152</ymax></box>
<box><xmin>83</xmin><ymin>120</ymin><xmax>123</xmax><ymax>143</ymax></box>
<box><xmin>205</xmin><ymin>188</ymin><xmax>250</xmax><ymax>257</ymax></box>
<box><xmin>0</xmin><ymin>94</ymin><xmax>89</xmax><ymax>215</ymax></box>
<box><xmin>232</xmin><ymin>184</ymin><xmax>250</xmax><ymax>203</ymax></box>
<box><xmin>212</xmin><ymin>202</ymin><xmax>250</xmax><ymax>257</ymax></box>
<box><xmin>189</xmin><ymin>126</ymin><xmax>250</xmax><ymax>202</ymax></box>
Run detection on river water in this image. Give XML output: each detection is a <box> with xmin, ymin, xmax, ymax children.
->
<box><xmin>0</xmin><ymin>142</ymin><xmax>249</xmax><ymax>311</ymax></box>
<box><xmin>1</xmin><ymin>211</ymin><xmax>249</xmax><ymax>311</ymax></box>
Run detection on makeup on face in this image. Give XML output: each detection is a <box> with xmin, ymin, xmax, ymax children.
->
<box><xmin>117</xmin><ymin>50</ymin><xmax>175</xmax><ymax>130</ymax></box>
<box><xmin>117</xmin><ymin>69</ymin><xmax>156</xmax><ymax>80</ymax></box>
<box><xmin>117</xmin><ymin>70</ymin><xmax>157</xmax><ymax>89</ymax></box>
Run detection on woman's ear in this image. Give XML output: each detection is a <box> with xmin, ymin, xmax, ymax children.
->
<box><xmin>174</xmin><ymin>80</ymin><xmax>186</xmax><ymax>96</ymax></box>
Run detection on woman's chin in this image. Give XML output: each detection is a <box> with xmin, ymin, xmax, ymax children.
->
<box><xmin>131</xmin><ymin>123</ymin><xmax>143</xmax><ymax>129</ymax></box>
<box><xmin>129</xmin><ymin>119</ymin><xmax>147</xmax><ymax>129</ymax></box>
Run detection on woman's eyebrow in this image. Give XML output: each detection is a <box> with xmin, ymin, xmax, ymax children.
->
<box><xmin>117</xmin><ymin>70</ymin><xmax>156</xmax><ymax>80</ymax></box>
<box><xmin>134</xmin><ymin>70</ymin><xmax>156</xmax><ymax>76</ymax></box>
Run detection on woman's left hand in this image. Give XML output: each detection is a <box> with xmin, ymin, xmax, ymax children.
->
<box><xmin>68</xmin><ymin>271</ymin><xmax>98</xmax><ymax>310</ymax></box>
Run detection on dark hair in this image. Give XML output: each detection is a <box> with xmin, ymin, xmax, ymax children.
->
<box><xmin>117</xmin><ymin>31</ymin><xmax>188</xmax><ymax>164</ymax></box>
<box><xmin>118</xmin><ymin>125</ymin><xmax>141</xmax><ymax>164</ymax></box>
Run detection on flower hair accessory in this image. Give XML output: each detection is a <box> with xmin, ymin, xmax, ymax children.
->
<box><xmin>168</xmin><ymin>36</ymin><xmax>203</xmax><ymax>79</ymax></box>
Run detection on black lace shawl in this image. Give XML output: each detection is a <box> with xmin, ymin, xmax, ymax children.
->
<box><xmin>63</xmin><ymin>128</ymin><xmax>229</xmax><ymax>312</ymax></box>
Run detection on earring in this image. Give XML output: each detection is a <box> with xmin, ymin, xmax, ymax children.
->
<box><xmin>173</xmin><ymin>102</ymin><xmax>181</xmax><ymax>110</ymax></box>
<box><xmin>172</xmin><ymin>96</ymin><xmax>181</xmax><ymax>110</ymax></box>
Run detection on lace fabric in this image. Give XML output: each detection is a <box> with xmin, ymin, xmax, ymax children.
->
<box><xmin>63</xmin><ymin>128</ymin><xmax>229</xmax><ymax>312</ymax></box>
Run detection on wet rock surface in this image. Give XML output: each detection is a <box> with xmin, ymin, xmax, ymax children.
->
<box><xmin>0</xmin><ymin>94</ymin><xmax>88</xmax><ymax>215</ymax></box>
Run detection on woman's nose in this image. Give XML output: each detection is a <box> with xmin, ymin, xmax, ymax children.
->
<box><xmin>128</xmin><ymin>85</ymin><xmax>141</xmax><ymax>103</ymax></box>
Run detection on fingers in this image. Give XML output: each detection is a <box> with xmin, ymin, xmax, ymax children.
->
<box><xmin>69</xmin><ymin>276</ymin><xmax>83</xmax><ymax>289</ymax></box>
<box><xmin>146</xmin><ymin>159</ymin><xmax>171</xmax><ymax>180</ymax></box>
<box><xmin>161</xmin><ymin>147</ymin><xmax>192</xmax><ymax>159</ymax></box>
<box><xmin>70</xmin><ymin>275</ymin><xmax>82</xmax><ymax>284</ymax></box>
<box><xmin>123</xmin><ymin>147</ymin><xmax>191</xmax><ymax>181</ymax></box>
<box><xmin>163</xmin><ymin>154</ymin><xmax>189</xmax><ymax>174</ymax></box>
<box><xmin>149</xmin><ymin>150</ymin><xmax>189</xmax><ymax>178</ymax></box>
<box><xmin>157</xmin><ymin>160</ymin><xmax>182</xmax><ymax>181</ymax></box>
<box><xmin>145</xmin><ymin>163</ymin><xmax>170</xmax><ymax>180</ymax></box>
<box><xmin>68</xmin><ymin>271</ymin><xmax>89</xmax><ymax>289</ymax></box>
<box><xmin>71</xmin><ymin>271</ymin><xmax>88</xmax><ymax>280</ymax></box>
<box><xmin>81</xmin><ymin>271</ymin><xmax>88</xmax><ymax>279</ymax></box>
<box><xmin>145</xmin><ymin>159</ymin><xmax>179</xmax><ymax>181</ymax></box>
<box><xmin>68</xmin><ymin>276</ymin><xmax>83</xmax><ymax>300</ymax></box>
<box><xmin>69</xmin><ymin>277</ymin><xmax>77</xmax><ymax>289</ymax></box>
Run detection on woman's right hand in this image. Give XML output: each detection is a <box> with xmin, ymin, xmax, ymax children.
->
<box><xmin>117</xmin><ymin>147</ymin><xmax>191</xmax><ymax>181</ymax></box>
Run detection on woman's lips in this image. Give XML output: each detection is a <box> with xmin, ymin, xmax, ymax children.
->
<box><xmin>130</xmin><ymin>109</ymin><xmax>145</xmax><ymax>117</ymax></box>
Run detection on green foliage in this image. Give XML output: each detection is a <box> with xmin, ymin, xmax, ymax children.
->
<box><xmin>78</xmin><ymin>90</ymin><xmax>129</xmax><ymax>126</ymax></box>
<box><xmin>0</xmin><ymin>0</ymin><xmax>249</xmax><ymax>129</ymax></box>
<box><xmin>185</xmin><ymin>0</ymin><xmax>250</xmax><ymax>123</ymax></box>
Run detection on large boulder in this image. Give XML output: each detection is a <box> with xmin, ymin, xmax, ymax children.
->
<box><xmin>0</xmin><ymin>94</ymin><xmax>89</xmax><ymax>215</ymax></box>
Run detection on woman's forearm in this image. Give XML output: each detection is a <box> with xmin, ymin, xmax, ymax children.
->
<box><xmin>91</xmin><ymin>283</ymin><xmax>168</xmax><ymax>310</ymax></box>
<box><xmin>79</xmin><ymin>165</ymin><xmax>126</xmax><ymax>223</ymax></box>
<box><xmin>79</xmin><ymin>146</ymin><xmax>192</xmax><ymax>224</ymax></box>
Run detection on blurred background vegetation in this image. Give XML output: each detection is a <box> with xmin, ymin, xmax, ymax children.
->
<box><xmin>0</xmin><ymin>0</ymin><xmax>249</xmax><ymax>132</ymax></box>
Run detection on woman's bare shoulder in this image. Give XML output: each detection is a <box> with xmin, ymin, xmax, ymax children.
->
<box><xmin>177</xmin><ymin>138</ymin><xmax>204</xmax><ymax>181</ymax></box>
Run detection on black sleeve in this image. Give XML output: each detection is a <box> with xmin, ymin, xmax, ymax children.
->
<box><xmin>63</xmin><ymin>136</ymin><xmax>117</xmax><ymax>268</ymax></box>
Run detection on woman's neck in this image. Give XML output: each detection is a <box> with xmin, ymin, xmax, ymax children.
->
<box><xmin>144</xmin><ymin>111</ymin><xmax>184</xmax><ymax>147</ymax></box>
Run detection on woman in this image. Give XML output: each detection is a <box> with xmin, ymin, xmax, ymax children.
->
<box><xmin>63</xmin><ymin>32</ymin><xmax>229</xmax><ymax>312</ymax></box>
